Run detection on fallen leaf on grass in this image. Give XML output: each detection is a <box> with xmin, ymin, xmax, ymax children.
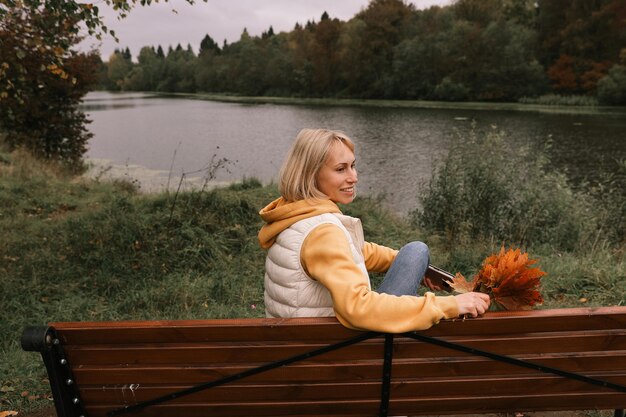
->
<box><xmin>0</xmin><ymin>411</ymin><xmax>19</xmax><ymax>417</ymax></box>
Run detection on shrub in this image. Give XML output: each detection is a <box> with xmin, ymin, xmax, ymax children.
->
<box><xmin>584</xmin><ymin>160</ymin><xmax>626</xmax><ymax>246</ymax></box>
<box><xmin>411</xmin><ymin>126</ymin><xmax>601</xmax><ymax>251</ymax></box>
<box><xmin>597</xmin><ymin>65</ymin><xmax>626</xmax><ymax>105</ymax></box>
<box><xmin>433</xmin><ymin>77</ymin><xmax>470</xmax><ymax>101</ymax></box>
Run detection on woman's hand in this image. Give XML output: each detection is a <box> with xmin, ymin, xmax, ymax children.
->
<box><xmin>454</xmin><ymin>292</ymin><xmax>491</xmax><ymax>317</ymax></box>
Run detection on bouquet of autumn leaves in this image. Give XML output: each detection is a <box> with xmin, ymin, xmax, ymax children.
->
<box><xmin>449</xmin><ymin>247</ymin><xmax>547</xmax><ymax>311</ymax></box>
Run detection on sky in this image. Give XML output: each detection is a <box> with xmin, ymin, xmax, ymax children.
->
<box><xmin>80</xmin><ymin>0</ymin><xmax>451</xmax><ymax>60</ymax></box>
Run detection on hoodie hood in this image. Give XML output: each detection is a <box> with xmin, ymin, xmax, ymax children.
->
<box><xmin>258</xmin><ymin>197</ymin><xmax>341</xmax><ymax>249</ymax></box>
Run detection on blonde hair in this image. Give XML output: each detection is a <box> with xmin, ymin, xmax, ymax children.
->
<box><xmin>279</xmin><ymin>128</ymin><xmax>355</xmax><ymax>202</ymax></box>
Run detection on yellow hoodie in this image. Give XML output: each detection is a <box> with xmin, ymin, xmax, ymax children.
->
<box><xmin>258</xmin><ymin>197</ymin><xmax>459</xmax><ymax>333</ymax></box>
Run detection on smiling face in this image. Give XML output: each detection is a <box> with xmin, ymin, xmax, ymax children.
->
<box><xmin>316</xmin><ymin>141</ymin><xmax>358</xmax><ymax>204</ymax></box>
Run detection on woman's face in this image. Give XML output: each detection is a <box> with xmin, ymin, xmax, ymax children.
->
<box><xmin>316</xmin><ymin>141</ymin><xmax>357</xmax><ymax>204</ymax></box>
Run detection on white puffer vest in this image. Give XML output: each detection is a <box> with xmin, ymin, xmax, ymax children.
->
<box><xmin>264</xmin><ymin>213</ymin><xmax>371</xmax><ymax>318</ymax></box>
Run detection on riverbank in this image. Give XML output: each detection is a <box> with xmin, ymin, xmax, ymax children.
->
<box><xmin>156</xmin><ymin>91</ymin><xmax>626</xmax><ymax>115</ymax></box>
<box><xmin>1</xmin><ymin>148</ymin><xmax>623</xmax><ymax>416</ymax></box>
<box><xmin>85</xmin><ymin>157</ymin><xmax>232</xmax><ymax>194</ymax></box>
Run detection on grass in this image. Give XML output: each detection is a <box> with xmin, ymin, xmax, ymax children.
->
<box><xmin>0</xmin><ymin>144</ymin><xmax>624</xmax><ymax>415</ymax></box>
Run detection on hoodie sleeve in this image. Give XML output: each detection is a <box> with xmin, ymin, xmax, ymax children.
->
<box><xmin>301</xmin><ymin>223</ymin><xmax>459</xmax><ymax>333</ymax></box>
<box><xmin>363</xmin><ymin>242</ymin><xmax>398</xmax><ymax>273</ymax></box>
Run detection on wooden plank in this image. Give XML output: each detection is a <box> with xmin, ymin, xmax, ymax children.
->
<box><xmin>395</xmin><ymin>329</ymin><xmax>626</xmax><ymax>357</ymax></box>
<box><xmin>388</xmin><ymin>392</ymin><xmax>626</xmax><ymax>416</ymax></box>
<box><xmin>80</xmin><ymin>381</ymin><xmax>383</xmax><ymax>405</ymax></box>
<box><xmin>72</xmin><ymin>361</ymin><xmax>385</xmax><ymax>385</ymax></box>
<box><xmin>52</xmin><ymin>318</ymin><xmax>361</xmax><ymax>345</ymax></box>
<box><xmin>62</xmin><ymin>340</ymin><xmax>386</xmax><ymax>365</ymax></box>
<box><xmin>70</xmin><ymin>351</ymin><xmax>626</xmax><ymax>385</ymax></box>
<box><xmin>60</xmin><ymin>329</ymin><xmax>626</xmax><ymax>365</ymax></box>
<box><xmin>82</xmin><ymin>391</ymin><xmax>626</xmax><ymax>417</ymax></box>
<box><xmin>85</xmin><ymin>400</ymin><xmax>382</xmax><ymax>417</ymax></box>
<box><xmin>78</xmin><ymin>373</ymin><xmax>626</xmax><ymax>404</ymax></box>
<box><xmin>50</xmin><ymin>307</ymin><xmax>626</xmax><ymax>345</ymax></box>
<box><xmin>390</xmin><ymin>352</ymin><xmax>626</xmax><ymax>378</ymax></box>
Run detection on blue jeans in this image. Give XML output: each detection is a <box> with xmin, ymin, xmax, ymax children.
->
<box><xmin>376</xmin><ymin>241</ymin><xmax>429</xmax><ymax>296</ymax></box>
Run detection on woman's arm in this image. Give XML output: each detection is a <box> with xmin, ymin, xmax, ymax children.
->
<box><xmin>301</xmin><ymin>224</ymin><xmax>459</xmax><ymax>333</ymax></box>
<box><xmin>362</xmin><ymin>242</ymin><xmax>398</xmax><ymax>272</ymax></box>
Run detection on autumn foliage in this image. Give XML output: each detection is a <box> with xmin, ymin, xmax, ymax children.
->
<box><xmin>450</xmin><ymin>247</ymin><xmax>547</xmax><ymax>311</ymax></box>
<box><xmin>0</xmin><ymin>3</ymin><xmax>101</xmax><ymax>171</ymax></box>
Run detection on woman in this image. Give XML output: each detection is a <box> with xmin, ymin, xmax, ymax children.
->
<box><xmin>258</xmin><ymin>128</ymin><xmax>489</xmax><ymax>333</ymax></box>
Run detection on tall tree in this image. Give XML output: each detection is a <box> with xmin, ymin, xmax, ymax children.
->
<box><xmin>0</xmin><ymin>2</ymin><xmax>100</xmax><ymax>170</ymax></box>
<box><xmin>341</xmin><ymin>0</ymin><xmax>414</xmax><ymax>97</ymax></box>
<box><xmin>0</xmin><ymin>0</ymin><xmax>200</xmax><ymax>170</ymax></box>
<box><xmin>388</xmin><ymin>6</ymin><xmax>455</xmax><ymax>99</ymax></box>
<box><xmin>475</xmin><ymin>20</ymin><xmax>546</xmax><ymax>100</ymax></box>
<box><xmin>538</xmin><ymin>0</ymin><xmax>625</xmax><ymax>94</ymax></box>
<box><xmin>107</xmin><ymin>50</ymin><xmax>133</xmax><ymax>90</ymax></box>
<box><xmin>309</xmin><ymin>13</ymin><xmax>344</xmax><ymax>94</ymax></box>
<box><xmin>199</xmin><ymin>34</ymin><xmax>220</xmax><ymax>55</ymax></box>
<box><xmin>452</xmin><ymin>0</ymin><xmax>502</xmax><ymax>27</ymax></box>
<box><xmin>125</xmin><ymin>46</ymin><xmax>162</xmax><ymax>91</ymax></box>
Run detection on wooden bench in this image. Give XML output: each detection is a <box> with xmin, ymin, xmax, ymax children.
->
<box><xmin>21</xmin><ymin>306</ymin><xmax>626</xmax><ymax>417</ymax></box>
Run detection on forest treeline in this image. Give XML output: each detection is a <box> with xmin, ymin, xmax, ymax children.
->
<box><xmin>100</xmin><ymin>0</ymin><xmax>626</xmax><ymax>104</ymax></box>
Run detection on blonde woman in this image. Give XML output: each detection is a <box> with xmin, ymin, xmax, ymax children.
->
<box><xmin>258</xmin><ymin>128</ymin><xmax>489</xmax><ymax>333</ymax></box>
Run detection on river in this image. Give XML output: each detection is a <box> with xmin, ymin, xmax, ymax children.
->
<box><xmin>83</xmin><ymin>91</ymin><xmax>626</xmax><ymax>215</ymax></box>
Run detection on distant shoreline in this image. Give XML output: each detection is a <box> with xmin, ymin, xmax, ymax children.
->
<box><xmin>146</xmin><ymin>91</ymin><xmax>626</xmax><ymax>115</ymax></box>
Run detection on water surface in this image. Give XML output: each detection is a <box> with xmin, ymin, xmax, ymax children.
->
<box><xmin>84</xmin><ymin>92</ymin><xmax>626</xmax><ymax>215</ymax></box>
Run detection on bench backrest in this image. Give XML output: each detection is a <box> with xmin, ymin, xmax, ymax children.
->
<box><xmin>22</xmin><ymin>306</ymin><xmax>626</xmax><ymax>417</ymax></box>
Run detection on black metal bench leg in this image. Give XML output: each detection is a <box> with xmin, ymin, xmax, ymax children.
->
<box><xmin>615</xmin><ymin>409</ymin><xmax>624</xmax><ymax>417</ymax></box>
<box><xmin>21</xmin><ymin>326</ymin><xmax>85</xmax><ymax>417</ymax></box>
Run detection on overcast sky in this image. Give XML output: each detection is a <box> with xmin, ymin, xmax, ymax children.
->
<box><xmin>80</xmin><ymin>0</ymin><xmax>451</xmax><ymax>60</ymax></box>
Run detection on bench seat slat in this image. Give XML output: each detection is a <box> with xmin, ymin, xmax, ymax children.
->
<box><xmin>70</xmin><ymin>351</ymin><xmax>626</xmax><ymax>385</ymax></box>
<box><xmin>84</xmin><ymin>399</ymin><xmax>383</xmax><ymax>417</ymax></box>
<box><xmin>61</xmin><ymin>330</ymin><xmax>626</xmax><ymax>365</ymax></box>
<box><xmin>82</xmin><ymin>391</ymin><xmax>626</xmax><ymax>417</ymax></box>
<box><xmin>78</xmin><ymin>373</ymin><xmax>626</xmax><ymax>404</ymax></box>
<box><xmin>52</xmin><ymin>319</ymin><xmax>360</xmax><ymax>345</ymax></box>
<box><xmin>391</xmin><ymin>393</ymin><xmax>626</xmax><ymax>416</ymax></box>
<box><xmin>50</xmin><ymin>307</ymin><xmax>626</xmax><ymax>344</ymax></box>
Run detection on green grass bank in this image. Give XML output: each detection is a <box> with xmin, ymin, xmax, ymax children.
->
<box><xmin>0</xmin><ymin>144</ymin><xmax>623</xmax><ymax>415</ymax></box>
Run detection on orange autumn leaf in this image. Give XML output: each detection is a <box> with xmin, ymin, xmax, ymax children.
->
<box><xmin>476</xmin><ymin>247</ymin><xmax>546</xmax><ymax>310</ymax></box>
<box><xmin>449</xmin><ymin>247</ymin><xmax>547</xmax><ymax>311</ymax></box>
<box><xmin>448</xmin><ymin>272</ymin><xmax>477</xmax><ymax>294</ymax></box>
